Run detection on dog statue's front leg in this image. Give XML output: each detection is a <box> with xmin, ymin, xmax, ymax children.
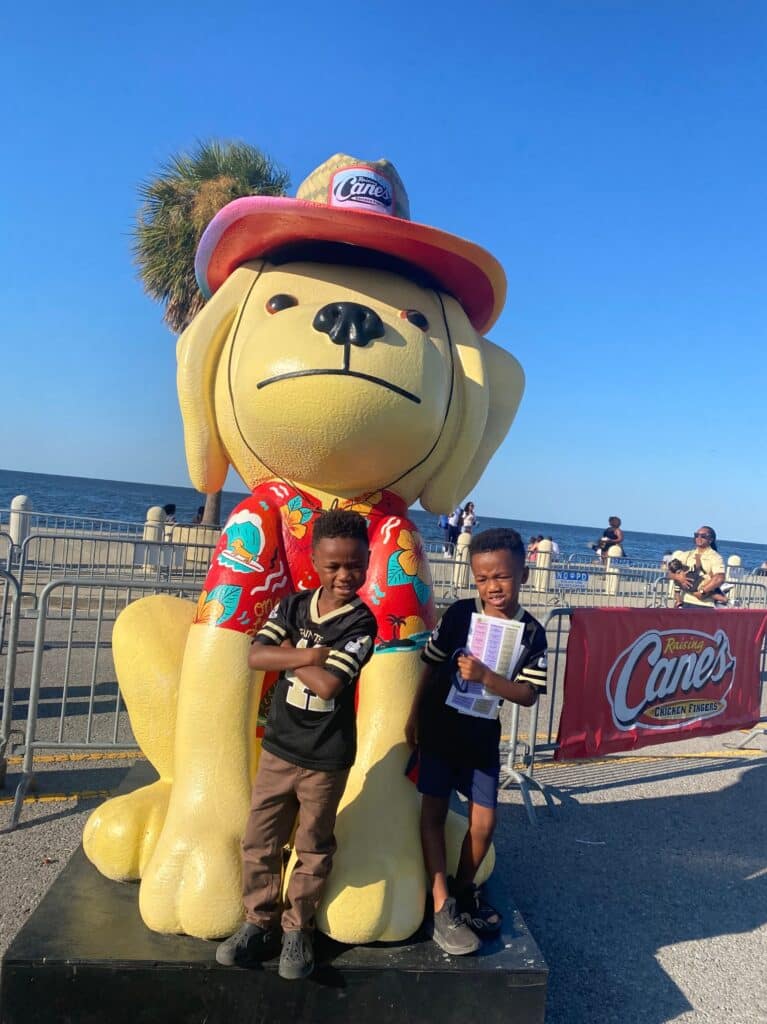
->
<box><xmin>311</xmin><ymin>648</ymin><xmax>494</xmax><ymax>943</ymax></box>
<box><xmin>309</xmin><ymin>510</ymin><xmax>493</xmax><ymax>942</ymax></box>
<box><xmin>138</xmin><ymin>497</ymin><xmax>291</xmax><ymax>938</ymax></box>
<box><xmin>312</xmin><ymin>647</ymin><xmax>425</xmax><ymax>941</ymax></box>
<box><xmin>138</xmin><ymin>624</ymin><xmax>259</xmax><ymax>938</ymax></box>
<box><xmin>83</xmin><ymin>594</ymin><xmax>196</xmax><ymax>880</ymax></box>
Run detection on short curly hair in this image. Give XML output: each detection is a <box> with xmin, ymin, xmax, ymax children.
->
<box><xmin>469</xmin><ymin>527</ymin><xmax>526</xmax><ymax>566</ymax></box>
<box><xmin>312</xmin><ymin>509</ymin><xmax>370</xmax><ymax>549</ymax></box>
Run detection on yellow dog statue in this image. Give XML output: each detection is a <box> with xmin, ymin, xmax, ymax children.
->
<box><xmin>83</xmin><ymin>154</ymin><xmax>524</xmax><ymax>943</ymax></box>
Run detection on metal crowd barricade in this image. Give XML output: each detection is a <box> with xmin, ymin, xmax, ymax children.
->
<box><xmin>500</xmin><ymin>605</ymin><xmax>767</xmax><ymax>822</ymax></box>
<box><xmin>0</xmin><ymin>543</ymin><xmax>18</xmax><ymax>653</ymax></box>
<box><xmin>17</xmin><ymin>534</ymin><xmax>217</xmax><ymax>597</ymax></box>
<box><xmin>0</xmin><ymin>532</ymin><xmax>13</xmax><ymax>573</ymax></box>
<box><xmin>9</xmin><ymin>577</ymin><xmax>201</xmax><ymax>830</ymax></box>
<box><xmin>499</xmin><ymin>607</ymin><xmax>569</xmax><ymax>824</ymax></box>
<box><xmin>22</xmin><ymin>511</ymin><xmax>145</xmax><ymax>538</ymax></box>
<box><xmin>0</xmin><ymin>568</ymin><xmax>21</xmax><ymax>783</ymax></box>
<box><xmin>721</xmin><ymin>579</ymin><xmax>767</xmax><ymax>608</ymax></box>
<box><xmin>428</xmin><ymin>552</ymin><xmax>670</xmax><ymax>614</ymax></box>
<box><xmin>734</xmin><ymin>623</ymin><xmax>767</xmax><ymax>749</ymax></box>
<box><xmin>520</xmin><ymin>564</ymin><xmax>660</xmax><ymax>616</ymax></box>
<box><xmin>650</xmin><ymin>575</ymin><xmax>767</xmax><ymax>609</ymax></box>
<box><xmin>427</xmin><ymin>552</ymin><xmax>474</xmax><ymax>604</ymax></box>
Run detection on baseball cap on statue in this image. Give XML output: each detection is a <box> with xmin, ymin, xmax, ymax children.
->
<box><xmin>195</xmin><ymin>153</ymin><xmax>506</xmax><ymax>334</ymax></box>
<box><xmin>297</xmin><ymin>155</ymin><xmax>409</xmax><ymax>218</ymax></box>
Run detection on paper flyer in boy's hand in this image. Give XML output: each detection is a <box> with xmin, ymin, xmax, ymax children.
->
<box><xmin>445</xmin><ymin>613</ymin><xmax>526</xmax><ymax>719</ymax></box>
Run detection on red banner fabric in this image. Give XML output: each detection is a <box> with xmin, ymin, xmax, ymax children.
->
<box><xmin>555</xmin><ymin>609</ymin><xmax>767</xmax><ymax>760</ymax></box>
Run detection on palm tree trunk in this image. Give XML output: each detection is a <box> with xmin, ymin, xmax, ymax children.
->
<box><xmin>202</xmin><ymin>490</ymin><xmax>222</xmax><ymax>527</ymax></box>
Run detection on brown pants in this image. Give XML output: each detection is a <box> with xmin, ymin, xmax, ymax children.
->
<box><xmin>242</xmin><ymin>749</ymin><xmax>349</xmax><ymax>932</ymax></box>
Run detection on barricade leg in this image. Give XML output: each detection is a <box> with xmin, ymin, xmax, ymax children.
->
<box><xmin>733</xmin><ymin>724</ymin><xmax>767</xmax><ymax>749</ymax></box>
<box><xmin>0</xmin><ymin>571</ymin><xmax>21</xmax><ymax>784</ymax></box>
<box><xmin>8</xmin><ymin>596</ymin><xmax>48</xmax><ymax>830</ymax></box>
<box><xmin>499</xmin><ymin>702</ymin><xmax>557</xmax><ymax>825</ymax></box>
<box><xmin>9</xmin><ymin>774</ymin><xmax>32</xmax><ymax>830</ymax></box>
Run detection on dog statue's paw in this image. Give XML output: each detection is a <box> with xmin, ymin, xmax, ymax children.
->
<box><xmin>135</xmin><ymin>626</ymin><xmax>256</xmax><ymax>938</ymax></box>
<box><xmin>138</xmin><ymin>822</ymin><xmax>245</xmax><ymax>939</ymax></box>
<box><xmin>83</xmin><ymin>779</ymin><xmax>171</xmax><ymax>880</ymax></box>
<box><xmin>83</xmin><ymin>594</ymin><xmax>193</xmax><ymax>883</ymax></box>
<box><xmin>313</xmin><ymin>769</ymin><xmax>494</xmax><ymax>943</ymax></box>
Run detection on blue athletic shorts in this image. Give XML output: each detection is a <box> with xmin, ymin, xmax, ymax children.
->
<box><xmin>416</xmin><ymin>749</ymin><xmax>500</xmax><ymax>809</ymax></box>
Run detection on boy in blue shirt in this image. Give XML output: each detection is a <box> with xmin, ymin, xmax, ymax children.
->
<box><xmin>406</xmin><ymin>528</ymin><xmax>547</xmax><ymax>955</ymax></box>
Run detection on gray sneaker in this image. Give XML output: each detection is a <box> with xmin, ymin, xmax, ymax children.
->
<box><xmin>216</xmin><ymin>922</ymin><xmax>281</xmax><ymax>967</ymax></box>
<box><xmin>450</xmin><ymin>877</ymin><xmax>503</xmax><ymax>938</ymax></box>
<box><xmin>428</xmin><ymin>896</ymin><xmax>481</xmax><ymax>955</ymax></box>
<box><xmin>278</xmin><ymin>929</ymin><xmax>315</xmax><ymax>980</ymax></box>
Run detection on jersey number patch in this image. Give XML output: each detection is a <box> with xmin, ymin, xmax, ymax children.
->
<box><xmin>285</xmin><ymin>638</ymin><xmax>334</xmax><ymax>712</ymax></box>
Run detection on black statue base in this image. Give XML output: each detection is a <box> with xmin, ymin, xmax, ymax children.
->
<box><xmin>1</xmin><ymin>769</ymin><xmax>547</xmax><ymax>1024</ymax></box>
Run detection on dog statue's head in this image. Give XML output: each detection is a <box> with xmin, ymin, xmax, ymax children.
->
<box><xmin>177</xmin><ymin>155</ymin><xmax>525</xmax><ymax>511</ymax></box>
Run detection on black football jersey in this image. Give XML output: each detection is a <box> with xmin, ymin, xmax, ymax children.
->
<box><xmin>418</xmin><ymin>598</ymin><xmax>547</xmax><ymax>768</ymax></box>
<box><xmin>255</xmin><ymin>589</ymin><xmax>377</xmax><ymax>771</ymax></box>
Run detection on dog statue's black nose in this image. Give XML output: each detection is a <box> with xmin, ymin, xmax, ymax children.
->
<box><xmin>313</xmin><ymin>302</ymin><xmax>385</xmax><ymax>347</ymax></box>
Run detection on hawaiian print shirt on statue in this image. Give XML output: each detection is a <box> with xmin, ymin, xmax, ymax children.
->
<box><xmin>194</xmin><ymin>481</ymin><xmax>436</xmax><ymax>651</ymax></box>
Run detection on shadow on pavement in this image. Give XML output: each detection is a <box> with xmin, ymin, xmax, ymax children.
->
<box><xmin>0</xmin><ymin>765</ymin><xmax>134</xmax><ymax>832</ymax></box>
<box><xmin>495</xmin><ymin>761</ymin><xmax>767</xmax><ymax>1024</ymax></box>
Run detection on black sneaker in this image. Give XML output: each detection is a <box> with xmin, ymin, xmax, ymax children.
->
<box><xmin>454</xmin><ymin>882</ymin><xmax>503</xmax><ymax>938</ymax></box>
<box><xmin>215</xmin><ymin>922</ymin><xmax>281</xmax><ymax>967</ymax></box>
<box><xmin>428</xmin><ymin>896</ymin><xmax>481</xmax><ymax>955</ymax></box>
<box><xmin>278</xmin><ymin>929</ymin><xmax>314</xmax><ymax>980</ymax></box>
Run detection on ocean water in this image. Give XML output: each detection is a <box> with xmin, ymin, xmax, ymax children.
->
<box><xmin>2</xmin><ymin>468</ymin><xmax>767</xmax><ymax>571</ymax></box>
<box><xmin>0</xmin><ymin>469</ymin><xmax>250</xmax><ymax>529</ymax></box>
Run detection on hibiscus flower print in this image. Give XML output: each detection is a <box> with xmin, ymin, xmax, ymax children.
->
<box><xmin>281</xmin><ymin>495</ymin><xmax>313</xmax><ymax>539</ymax></box>
<box><xmin>386</xmin><ymin>529</ymin><xmax>431</xmax><ymax>606</ymax></box>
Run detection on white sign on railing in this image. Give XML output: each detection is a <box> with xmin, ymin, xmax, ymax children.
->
<box><xmin>555</xmin><ymin>570</ymin><xmax>589</xmax><ymax>592</ymax></box>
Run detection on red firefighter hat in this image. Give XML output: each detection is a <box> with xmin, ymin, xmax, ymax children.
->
<box><xmin>195</xmin><ymin>153</ymin><xmax>506</xmax><ymax>334</ymax></box>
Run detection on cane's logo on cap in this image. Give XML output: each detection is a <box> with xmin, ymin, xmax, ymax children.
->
<box><xmin>330</xmin><ymin>167</ymin><xmax>394</xmax><ymax>215</ymax></box>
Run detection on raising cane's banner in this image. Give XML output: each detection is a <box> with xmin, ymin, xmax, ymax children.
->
<box><xmin>555</xmin><ymin>609</ymin><xmax>767</xmax><ymax>760</ymax></box>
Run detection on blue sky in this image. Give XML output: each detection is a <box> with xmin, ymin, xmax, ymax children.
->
<box><xmin>2</xmin><ymin>2</ymin><xmax>765</xmax><ymax>539</ymax></box>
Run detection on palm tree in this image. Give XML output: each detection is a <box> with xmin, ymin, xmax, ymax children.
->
<box><xmin>386</xmin><ymin>614</ymin><xmax>407</xmax><ymax>641</ymax></box>
<box><xmin>134</xmin><ymin>140</ymin><xmax>290</xmax><ymax>525</ymax></box>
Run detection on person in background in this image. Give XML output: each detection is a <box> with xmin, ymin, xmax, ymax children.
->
<box><xmin>447</xmin><ymin>506</ymin><xmax>463</xmax><ymax>552</ymax></box>
<box><xmin>461</xmin><ymin>502</ymin><xmax>477</xmax><ymax>535</ymax></box>
<box><xmin>547</xmin><ymin>536</ymin><xmax>559</xmax><ymax>557</ymax></box>
<box><xmin>193</xmin><ymin>505</ymin><xmax>204</xmax><ymax>525</ymax></box>
<box><xmin>437</xmin><ymin>513</ymin><xmax>450</xmax><ymax>553</ymax></box>
<box><xmin>452</xmin><ymin>503</ymin><xmax>478</xmax><ymax>590</ymax></box>
<box><xmin>527</xmin><ymin>536</ymin><xmax>539</xmax><ymax>563</ymax></box>
<box><xmin>666</xmin><ymin>526</ymin><xmax>726</xmax><ymax>608</ymax></box>
<box><xmin>661</xmin><ymin>550</ymin><xmax>673</xmax><ymax>570</ymax></box>
<box><xmin>162</xmin><ymin>503</ymin><xmax>177</xmax><ymax>541</ymax></box>
<box><xmin>597</xmin><ymin>517</ymin><xmax>624</xmax><ymax>560</ymax></box>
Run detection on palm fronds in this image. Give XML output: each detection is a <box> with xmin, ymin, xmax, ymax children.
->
<box><xmin>133</xmin><ymin>140</ymin><xmax>290</xmax><ymax>333</ymax></box>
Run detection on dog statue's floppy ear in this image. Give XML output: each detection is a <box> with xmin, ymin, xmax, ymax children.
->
<box><xmin>419</xmin><ymin>295</ymin><xmax>524</xmax><ymax>512</ymax></box>
<box><xmin>176</xmin><ymin>264</ymin><xmax>264</xmax><ymax>492</ymax></box>
<box><xmin>455</xmin><ymin>337</ymin><xmax>524</xmax><ymax>499</ymax></box>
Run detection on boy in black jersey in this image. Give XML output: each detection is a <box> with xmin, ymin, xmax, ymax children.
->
<box><xmin>217</xmin><ymin>510</ymin><xmax>377</xmax><ymax>980</ymax></box>
<box><xmin>405</xmin><ymin>528</ymin><xmax>547</xmax><ymax>955</ymax></box>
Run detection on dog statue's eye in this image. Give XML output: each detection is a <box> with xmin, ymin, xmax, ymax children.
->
<box><xmin>400</xmin><ymin>309</ymin><xmax>429</xmax><ymax>331</ymax></box>
<box><xmin>266</xmin><ymin>294</ymin><xmax>298</xmax><ymax>314</ymax></box>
